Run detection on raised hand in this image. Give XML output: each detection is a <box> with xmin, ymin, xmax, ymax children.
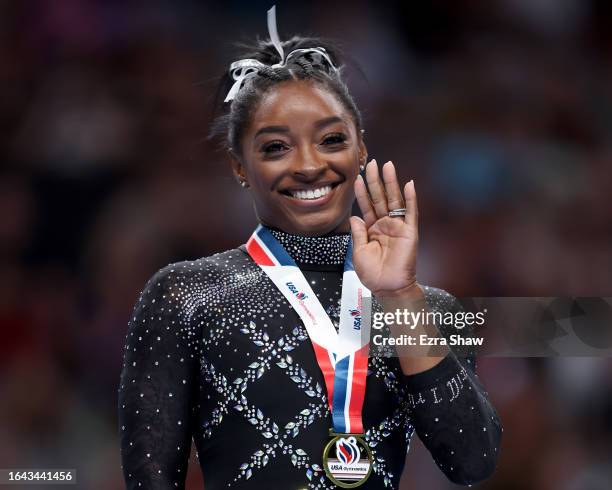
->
<box><xmin>349</xmin><ymin>160</ymin><xmax>419</xmax><ymax>298</ymax></box>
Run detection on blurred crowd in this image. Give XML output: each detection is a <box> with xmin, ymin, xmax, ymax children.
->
<box><xmin>1</xmin><ymin>1</ymin><xmax>611</xmax><ymax>489</ymax></box>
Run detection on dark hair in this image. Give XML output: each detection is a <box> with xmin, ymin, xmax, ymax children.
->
<box><xmin>209</xmin><ymin>36</ymin><xmax>363</xmax><ymax>158</ymax></box>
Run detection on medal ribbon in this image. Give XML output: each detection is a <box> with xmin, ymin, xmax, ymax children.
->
<box><xmin>246</xmin><ymin>224</ymin><xmax>371</xmax><ymax>433</ymax></box>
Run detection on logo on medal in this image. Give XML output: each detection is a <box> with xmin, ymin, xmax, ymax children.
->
<box><xmin>323</xmin><ymin>434</ymin><xmax>372</xmax><ymax>488</ymax></box>
<box><xmin>336</xmin><ymin>436</ymin><xmax>360</xmax><ymax>465</ymax></box>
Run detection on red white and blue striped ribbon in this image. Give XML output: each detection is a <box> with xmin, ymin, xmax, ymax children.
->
<box><xmin>246</xmin><ymin>224</ymin><xmax>371</xmax><ymax>434</ymax></box>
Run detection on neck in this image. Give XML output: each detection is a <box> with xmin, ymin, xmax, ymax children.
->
<box><xmin>264</xmin><ymin>225</ymin><xmax>351</xmax><ymax>266</ymax></box>
<box><xmin>331</xmin><ymin>218</ymin><xmax>351</xmax><ymax>234</ymax></box>
<box><xmin>260</xmin><ymin>217</ymin><xmax>351</xmax><ymax>238</ymax></box>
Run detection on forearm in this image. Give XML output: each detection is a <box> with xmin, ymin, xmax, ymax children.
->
<box><xmin>403</xmin><ymin>353</ymin><xmax>503</xmax><ymax>485</ymax></box>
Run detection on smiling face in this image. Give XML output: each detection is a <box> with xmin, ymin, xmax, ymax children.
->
<box><xmin>231</xmin><ymin>80</ymin><xmax>367</xmax><ymax>236</ymax></box>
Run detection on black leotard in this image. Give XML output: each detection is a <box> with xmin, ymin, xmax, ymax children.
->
<box><xmin>118</xmin><ymin>228</ymin><xmax>502</xmax><ymax>489</ymax></box>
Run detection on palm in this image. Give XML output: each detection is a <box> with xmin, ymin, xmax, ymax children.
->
<box><xmin>350</xmin><ymin>161</ymin><xmax>419</xmax><ymax>297</ymax></box>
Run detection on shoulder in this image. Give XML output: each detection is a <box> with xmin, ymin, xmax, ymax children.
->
<box><xmin>138</xmin><ymin>246</ymin><xmax>253</xmax><ymax>306</ymax></box>
<box><xmin>147</xmin><ymin>247</ymin><xmax>250</xmax><ymax>286</ymax></box>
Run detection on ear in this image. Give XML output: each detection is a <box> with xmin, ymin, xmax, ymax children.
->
<box><xmin>228</xmin><ymin>148</ymin><xmax>247</xmax><ymax>184</ymax></box>
<box><xmin>357</xmin><ymin>130</ymin><xmax>368</xmax><ymax>167</ymax></box>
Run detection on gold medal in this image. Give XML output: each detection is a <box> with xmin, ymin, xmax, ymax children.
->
<box><xmin>322</xmin><ymin>431</ymin><xmax>373</xmax><ymax>488</ymax></box>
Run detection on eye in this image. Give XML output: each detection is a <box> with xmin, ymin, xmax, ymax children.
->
<box><xmin>321</xmin><ymin>132</ymin><xmax>348</xmax><ymax>146</ymax></box>
<box><xmin>261</xmin><ymin>140</ymin><xmax>289</xmax><ymax>154</ymax></box>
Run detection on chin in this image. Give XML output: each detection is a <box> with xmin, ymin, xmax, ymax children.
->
<box><xmin>285</xmin><ymin>212</ymin><xmax>349</xmax><ymax>237</ymax></box>
<box><xmin>258</xmin><ymin>197</ymin><xmax>353</xmax><ymax>236</ymax></box>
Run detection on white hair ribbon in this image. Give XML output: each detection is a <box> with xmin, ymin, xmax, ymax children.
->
<box><xmin>224</xmin><ymin>59</ymin><xmax>265</xmax><ymax>103</ymax></box>
<box><xmin>224</xmin><ymin>5</ymin><xmax>340</xmax><ymax>103</ymax></box>
<box><xmin>267</xmin><ymin>5</ymin><xmax>285</xmax><ymax>67</ymax></box>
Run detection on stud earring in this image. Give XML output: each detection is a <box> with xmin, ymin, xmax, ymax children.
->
<box><xmin>237</xmin><ymin>179</ymin><xmax>249</xmax><ymax>188</ymax></box>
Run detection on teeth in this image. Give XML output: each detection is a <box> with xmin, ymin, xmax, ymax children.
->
<box><xmin>290</xmin><ymin>185</ymin><xmax>332</xmax><ymax>200</ymax></box>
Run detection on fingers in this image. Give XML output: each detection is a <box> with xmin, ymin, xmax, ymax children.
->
<box><xmin>355</xmin><ymin>158</ymin><xmax>414</xmax><ymax>228</ymax></box>
<box><xmin>354</xmin><ymin>173</ymin><xmax>377</xmax><ymax>227</ymax></box>
<box><xmin>349</xmin><ymin>216</ymin><xmax>368</xmax><ymax>249</ymax></box>
<box><xmin>382</xmin><ymin>161</ymin><xmax>404</xmax><ymax>211</ymax></box>
<box><xmin>403</xmin><ymin>180</ymin><xmax>418</xmax><ymax>231</ymax></box>
<box><xmin>365</xmin><ymin>160</ymin><xmax>389</xmax><ymax>218</ymax></box>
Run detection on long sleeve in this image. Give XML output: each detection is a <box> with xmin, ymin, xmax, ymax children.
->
<box><xmin>402</xmin><ymin>287</ymin><xmax>502</xmax><ymax>486</ymax></box>
<box><xmin>118</xmin><ymin>265</ymin><xmax>201</xmax><ymax>489</ymax></box>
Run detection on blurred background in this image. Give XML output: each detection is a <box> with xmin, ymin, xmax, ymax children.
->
<box><xmin>1</xmin><ymin>0</ymin><xmax>611</xmax><ymax>488</ymax></box>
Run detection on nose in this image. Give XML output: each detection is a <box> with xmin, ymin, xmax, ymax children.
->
<box><xmin>291</xmin><ymin>145</ymin><xmax>327</xmax><ymax>181</ymax></box>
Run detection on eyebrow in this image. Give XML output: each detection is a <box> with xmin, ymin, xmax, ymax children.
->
<box><xmin>254</xmin><ymin>125</ymin><xmax>290</xmax><ymax>138</ymax></box>
<box><xmin>314</xmin><ymin>116</ymin><xmax>345</xmax><ymax>130</ymax></box>
<box><xmin>253</xmin><ymin>116</ymin><xmax>346</xmax><ymax>139</ymax></box>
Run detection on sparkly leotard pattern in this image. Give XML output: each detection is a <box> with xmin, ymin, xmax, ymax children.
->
<box><xmin>118</xmin><ymin>228</ymin><xmax>502</xmax><ymax>489</ymax></box>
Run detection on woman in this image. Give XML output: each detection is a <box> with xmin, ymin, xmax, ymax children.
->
<box><xmin>118</xmin><ymin>7</ymin><xmax>502</xmax><ymax>489</ymax></box>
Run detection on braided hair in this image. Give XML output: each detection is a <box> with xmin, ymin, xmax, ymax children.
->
<box><xmin>210</xmin><ymin>36</ymin><xmax>363</xmax><ymax>159</ymax></box>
